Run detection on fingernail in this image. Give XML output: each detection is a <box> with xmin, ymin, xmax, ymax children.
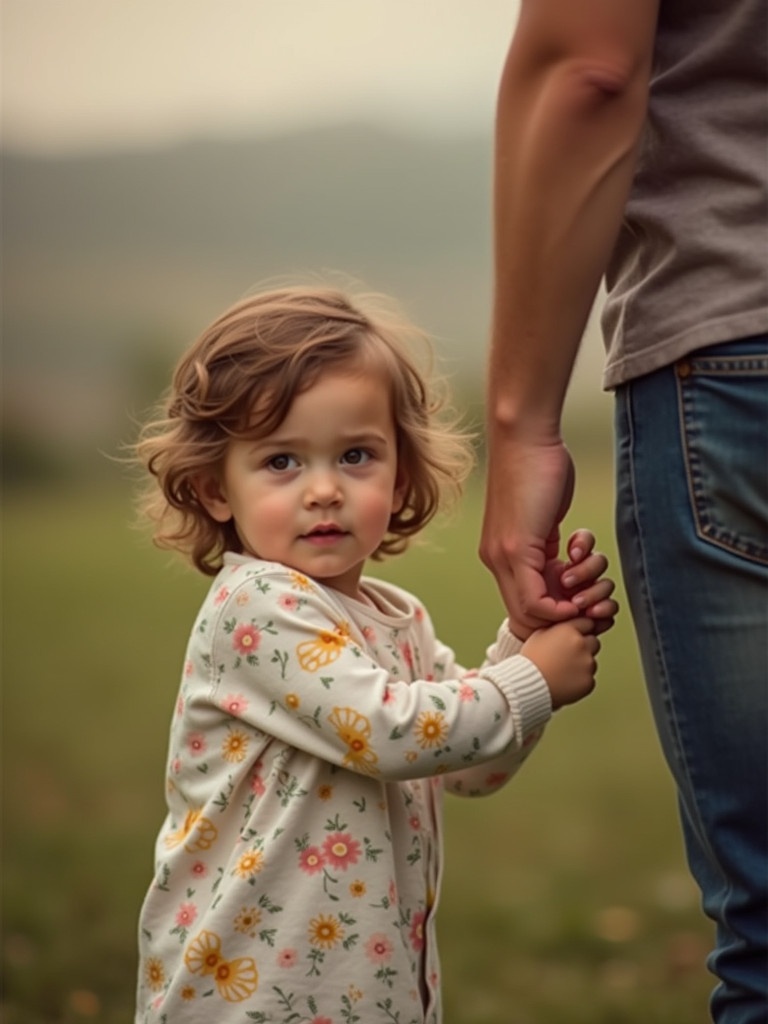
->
<box><xmin>570</xmin><ymin>547</ymin><xmax>583</xmax><ymax>561</ymax></box>
<box><xmin>563</xmin><ymin>574</ymin><xmax>576</xmax><ymax>588</ymax></box>
<box><xmin>573</xmin><ymin>594</ymin><xmax>586</xmax><ymax>606</ymax></box>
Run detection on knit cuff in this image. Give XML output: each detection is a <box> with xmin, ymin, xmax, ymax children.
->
<box><xmin>482</xmin><ymin>653</ymin><xmax>553</xmax><ymax>738</ymax></box>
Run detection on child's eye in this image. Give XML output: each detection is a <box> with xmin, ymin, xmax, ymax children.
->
<box><xmin>266</xmin><ymin>454</ymin><xmax>298</xmax><ymax>472</ymax></box>
<box><xmin>341</xmin><ymin>448</ymin><xmax>371</xmax><ymax>466</ymax></box>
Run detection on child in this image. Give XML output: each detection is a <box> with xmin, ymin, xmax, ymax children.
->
<box><xmin>133</xmin><ymin>285</ymin><xmax>616</xmax><ymax>1023</ymax></box>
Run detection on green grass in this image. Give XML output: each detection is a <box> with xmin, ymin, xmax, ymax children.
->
<box><xmin>2</xmin><ymin>469</ymin><xmax>714</xmax><ymax>1023</ymax></box>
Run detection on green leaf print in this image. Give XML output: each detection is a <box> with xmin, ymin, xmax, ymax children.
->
<box><xmin>341</xmin><ymin>992</ymin><xmax>363</xmax><ymax>1023</ymax></box>
<box><xmin>363</xmin><ymin>837</ymin><xmax>383</xmax><ymax>861</ymax></box>
<box><xmin>276</xmin><ymin>772</ymin><xmax>309</xmax><ymax>807</ymax></box>
<box><xmin>271</xmin><ymin>648</ymin><xmax>289</xmax><ymax>678</ymax></box>
<box><xmin>428</xmin><ymin>694</ymin><xmax>447</xmax><ymax>711</ymax></box>
<box><xmin>258</xmin><ymin>892</ymin><xmax>283</xmax><ymax>914</ymax></box>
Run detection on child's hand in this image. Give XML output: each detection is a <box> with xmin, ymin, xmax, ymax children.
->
<box><xmin>521</xmin><ymin>617</ymin><xmax>600</xmax><ymax>710</ymax></box>
<box><xmin>557</xmin><ymin>529</ymin><xmax>618</xmax><ymax>636</ymax></box>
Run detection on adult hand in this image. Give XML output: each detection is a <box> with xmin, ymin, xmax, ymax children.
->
<box><xmin>480</xmin><ymin>432</ymin><xmax>579</xmax><ymax>637</ymax></box>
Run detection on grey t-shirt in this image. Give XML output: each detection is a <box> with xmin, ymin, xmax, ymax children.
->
<box><xmin>601</xmin><ymin>0</ymin><xmax>768</xmax><ymax>389</ymax></box>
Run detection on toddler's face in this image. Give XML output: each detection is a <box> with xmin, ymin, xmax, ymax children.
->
<box><xmin>198</xmin><ymin>369</ymin><xmax>405</xmax><ymax>600</ymax></box>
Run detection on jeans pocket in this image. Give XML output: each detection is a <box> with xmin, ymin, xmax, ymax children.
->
<box><xmin>676</xmin><ymin>347</ymin><xmax>768</xmax><ymax>566</ymax></box>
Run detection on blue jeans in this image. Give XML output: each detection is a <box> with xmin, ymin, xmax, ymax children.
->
<box><xmin>614</xmin><ymin>336</ymin><xmax>768</xmax><ymax>1023</ymax></box>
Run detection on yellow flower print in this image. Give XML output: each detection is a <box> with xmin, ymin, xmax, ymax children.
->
<box><xmin>290</xmin><ymin>571</ymin><xmax>314</xmax><ymax>591</ymax></box>
<box><xmin>297</xmin><ymin>621</ymin><xmax>351</xmax><ymax>672</ymax></box>
<box><xmin>414</xmin><ymin>710</ymin><xmax>448</xmax><ymax>749</ymax></box>
<box><xmin>285</xmin><ymin>693</ymin><xmax>300</xmax><ymax>710</ymax></box>
<box><xmin>164</xmin><ymin>810</ymin><xmax>219</xmax><ymax>853</ymax></box>
<box><xmin>234</xmin><ymin>848</ymin><xmax>264</xmax><ymax>879</ymax></box>
<box><xmin>184</xmin><ymin>930</ymin><xmax>224</xmax><ymax>976</ymax></box>
<box><xmin>213</xmin><ymin>956</ymin><xmax>259</xmax><ymax>1002</ymax></box>
<box><xmin>317</xmin><ymin>783</ymin><xmax>334</xmax><ymax>801</ymax></box>
<box><xmin>184</xmin><ymin>931</ymin><xmax>258</xmax><ymax>1002</ymax></box>
<box><xmin>234</xmin><ymin>906</ymin><xmax>262</xmax><ymax>937</ymax></box>
<box><xmin>349</xmin><ymin>879</ymin><xmax>367</xmax><ymax>898</ymax></box>
<box><xmin>308</xmin><ymin>913</ymin><xmax>345</xmax><ymax>950</ymax></box>
<box><xmin>328</xmin><ymin>706</ymin><xmax>379</xmax><ymax>775</ymax></box>
<box><xmin>222</xmin><ymin>728</ymin><xmax>249</xmax><ymax>763</ymax></box>
<box><xmin>144</xmin><ymin>957</ymin><xmax>165</xmax><ymax>991</ymax></box>
<box><xmin>180</xmin><ymin>985</ymin><xmax>196</xmax><ymax>1001</ymax></box>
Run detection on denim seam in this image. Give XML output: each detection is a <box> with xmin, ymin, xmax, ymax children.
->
<box><xmin>626</xmin><ymin>387</ymin><xmax>694</xmax><ymax>799</ymax></box>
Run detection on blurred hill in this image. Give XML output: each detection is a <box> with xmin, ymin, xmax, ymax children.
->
<box><xmin>2</xmin><ymin>122</ymin><xmax>608</xmax><ymax>477</ymax></box>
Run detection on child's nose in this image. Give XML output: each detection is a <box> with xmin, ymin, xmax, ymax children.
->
<box><xmin>304</xmin><ymin>469</ymin><xmax>342</xmax><ymax>507</ymax></box>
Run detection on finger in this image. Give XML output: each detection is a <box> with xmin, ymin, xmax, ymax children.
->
<box><xmin>572</xmin><ymin>578</ymin><xmax>615</xmax><ymax>608</ymax></box>
<box><xmin>584</xmin><ymin>597</ymin><xmax>620</xmax><ymax>619</ymax></box>
<box><xmin>562</xmin><ymin>553</ymin><xmax>609</xmax><ymax>590</ymax></box>
<box><xmin>566</xmin><ymin>528</ymin><xmax>595</xmax><ymax>564</ymax></box>
<box><xmin>592</xmin><ymin>616</ymin><xmax>616</xmax><ymax>636</ymax></box>
<box><xmin>569</xmin><ymin>616</ymin><xmax>597</xmax><ymax>635</ymax></box>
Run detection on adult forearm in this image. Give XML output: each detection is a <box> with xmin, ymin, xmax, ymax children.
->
<box><xmin>489</xmin><ymin>10</ymin><xmax>655</xmax><ymax>436</ymax></box>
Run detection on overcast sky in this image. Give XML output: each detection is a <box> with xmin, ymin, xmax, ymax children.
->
<box><xmin>2</xmin><ymin>0</ymin><xmax>519</xmax><ymax>153</ymax></box>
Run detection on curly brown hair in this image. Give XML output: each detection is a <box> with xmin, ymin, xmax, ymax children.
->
<box><xmin>133</xmin><ymin>285</ymin><xmax>475</xmax><ymax>575</ymax></box>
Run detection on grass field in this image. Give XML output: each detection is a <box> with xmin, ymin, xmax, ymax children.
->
<box><xmin>2</xmin><ymin>464</ymin><xmax>715</xmax><ymax>1023</ymax></box>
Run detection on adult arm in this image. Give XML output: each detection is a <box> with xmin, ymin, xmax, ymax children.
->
<box><xmin>480</xmin><ymin>0</ymin><xmax>659</xmax><ymax>634</ymax></box>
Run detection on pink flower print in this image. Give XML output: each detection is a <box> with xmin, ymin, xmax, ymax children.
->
<box><xmin>187</xmin><ymin>732</ymin><xmax>207</xmax><ymax>757</ymax></box>
<box><xmin>232</xmin><ymin>623</ymin><xmax>261</xmax><ymax>655</ymax></box>
<box><xmin>278</xmin><ymin>593</ymin><xmax>299</xmax><ymax>612</ymax></box>
<box><xmin>409</xmin><ymin>815</ymin><xmax>421</xmax><ymax>831</ymax></box>
<box><xmin>277</xmin><ymin>948</ymin><xmax>298</xmax><ymax>968</ymax></box>
<box><xmin>486</xmin><ymin>771</ymin><xmax>509</xmax><ymax>787</ymax></box>
<box><xmin>175</xmin><ymin>902</ymin><xmax>198</xmax><ymax>929</ymax></box>
<box><xmin>176</xmin><ymin>695</ymin><xmax>185</xmax><ymax>716</ymax></box>
<box><xmin>389</xmin><ymin>880</ymin><xmax>398</xmax><ymax>906</ymax></box>
<box><xmin>298</xmin><ymin>846</ymin><xmax>326</xmax><ymax>875</ymax></box>
<box><xmin>214</xmin><ymin>586</ymin><xmax>230</xmax><ymax>605</ymax></box>
<box><xmin>322</xmin><ymin>832</ymin><xmax>361</xmax><ymax>872</ymax></box>
<box><xmin>382</xmin><ymin>685</ymin><xmax>396</xmax><ymax>705</ymax></box>
<box><xmin>190</xmin><ymin>860</ymin><xmax>208</xmax><ymax>880</ymax></box>
<box><xmin>250</xmin><ymin>773</ymin><xmax>266</xmax><ymax>798</ymax></box>
<box><xmin>365</xmin><ymin>933</ymin><xmax>394</xmax><ymax>965</ymax></box>
<box><xmin>220</xmin><ymin>693</ymin><xmax>249</xmax><ymax>716</ymax></box>
<box><xmin>184</xmin><ymin>660</ymin><xmax>194</xmax><ymax>677</ymax></box>
<box><xmin>310</xmin><ymin>1018</ymin><xmax>333</xmax><ymax>1024</ymax></box>
<box><xmin>361</xmin><ymin>625</ymin><xmax>376</xmax><ymax>643</ymax></box>
<box><xmin>458</xmin><ymin>682</ymin><xmax>477</xmax><ymax>703</ymax></box>
<box><xmin>171</xmin><ymin>757</ymin><xmax>181</xmax><ymax>775</ymax></box>
<box><xmin>400</xmin><ymin>642</ymin><xmax>414</xmax><ymax>670</ymax></box>
<box><xmin>409</xmin><ymin>910</ymin><xmax>426</xmax><ymax>952</ymax></box>
<box><xmin>414</xmin><ymin>605</ymin><xmax>424</xmax><ymax>622</ymax></box>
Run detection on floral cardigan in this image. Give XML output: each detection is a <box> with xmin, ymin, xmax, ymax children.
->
<box><xmin>136</xmin><ymin>554</ymin><xmax>552</xmax><ymax>1024</ymax></box>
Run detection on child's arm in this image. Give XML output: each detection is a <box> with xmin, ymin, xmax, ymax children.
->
<box><xmin>206</xmin><ymin>568</ymin><xmax>553</xmax><ymax>783</ymax></box>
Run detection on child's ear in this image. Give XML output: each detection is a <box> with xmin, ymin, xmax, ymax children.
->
<box><xmin>194</xmin><ymin>474</ymin><xmax>232</xmax><ymax>523</ymax></box>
